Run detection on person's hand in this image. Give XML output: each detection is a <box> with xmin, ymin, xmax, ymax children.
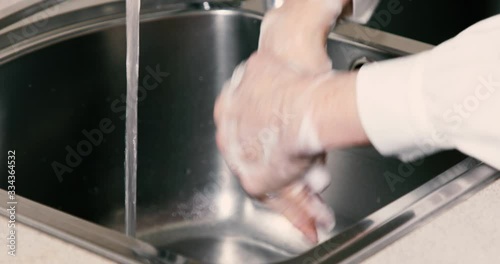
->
<box><xmin>259</xmin><ymin>0</ymin><xmax>346</xmax><ymax>73</ymax></box>
<box><xmin>214</xmin><ymin>53</ymin><xmax>363</xmax><ymax>242</ymax></box>
<box><xmin>214</xmin><ymin>0</ymin><xmax>366</xmax><ymax>243</ymax></box>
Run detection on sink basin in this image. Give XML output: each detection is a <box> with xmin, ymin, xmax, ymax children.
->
<box><xmin>0</xmin><ymin>2</ymin><xmax>498</xmax><ymax>264</ymax></box>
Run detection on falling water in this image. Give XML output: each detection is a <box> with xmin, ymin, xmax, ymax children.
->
<box><xmin>125</xmin><ymin>0</ymin><xmax>140</xmax><ymax>237</ymax></box>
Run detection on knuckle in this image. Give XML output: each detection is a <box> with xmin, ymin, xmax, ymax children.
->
<box><xmin>239</xmin><ymin>177</ymin><xmax>263</xmax><ymax>197</ymax></box>
<box><xmin>240</xmin><ymin>140</ymin><xmax>260</xmax><ymax>162</ymax></box>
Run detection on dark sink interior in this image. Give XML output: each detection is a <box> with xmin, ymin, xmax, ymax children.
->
<box><xmin>0</xmin><ymin>9</ymin><xmax>467</xmax><ymax>263</ymax></box>
<box><xmin>368</xmin><ymin>0</ymin><xmax>500</xmax><ymax>45</ymax></box>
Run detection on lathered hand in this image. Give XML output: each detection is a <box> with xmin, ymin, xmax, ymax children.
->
<box><xmin>214</xmin><ymin>0</ymin><xmax>357</xmax><ymax>243</ymax></box>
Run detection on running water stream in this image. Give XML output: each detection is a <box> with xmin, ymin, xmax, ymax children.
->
<box><xmin>125</xmin><ymin>0</ymin><xmax>140</xmax><ymax>237</ymax></box>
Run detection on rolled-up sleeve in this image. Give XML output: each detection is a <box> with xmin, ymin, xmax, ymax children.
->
<box><xmin>356</xmin><ymin>15</ymin><xmax>500</xmax><ymax>169</ymax></box>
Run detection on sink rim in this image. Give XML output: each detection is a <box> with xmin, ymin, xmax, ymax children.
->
<box><xmin>1</xmin><ymin>2</ymin><xmax>499</xmax><ymax>264</ymax></box>
<box><xmin>0</xmin><ymin>3</ymin><xmax>264</xmax><ymax>65</ymax></box>
<box><xmin>288</xmin><ymin>158</ymin><xmax>499</xmax><ymax>263</ymax></box>
<box><xmin>0</xmin><ymin>0</ymin><xmax>436</xmax><ymax>65</ymax></box>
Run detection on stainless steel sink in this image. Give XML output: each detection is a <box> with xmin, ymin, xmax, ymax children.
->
<box><xmin>0</xmin><ymin>2</ymin><xmax>498</xmax><ymax>264</ymax></box>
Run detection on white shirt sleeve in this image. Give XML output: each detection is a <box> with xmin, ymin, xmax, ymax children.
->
<box><xmin>346</xmin><ymin>0</ymin><xmax>380</xmax><ymax>24</ymax></box>
<box><xmin>356</xmin><ymin>15</ymin><xmax>500</xmax><ymax>170</ymax></box>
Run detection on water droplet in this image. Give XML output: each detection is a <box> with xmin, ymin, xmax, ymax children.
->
<box><xmin>186</xmin><ymin>168</ymin><xmax>192</xmax><ymax>175</ymax></box>
<box><xmin>198</xmin><ymin>76</ymin><xmax>204</xmax><ymax>81</ymax></box>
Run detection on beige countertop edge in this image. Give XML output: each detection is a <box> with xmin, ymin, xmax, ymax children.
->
<box><xmin>364</xmin><ymin>178</ymin><xmax>500</xmax><ymax>264</ymax></box>
<box><xmin>0</xmin><ymin>216</ymin><xmax>115</xmax><ymax>264</ymax></box>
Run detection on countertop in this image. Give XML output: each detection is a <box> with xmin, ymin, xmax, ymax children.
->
<box><xmin>1</xmin><ymin>1</ymin><xmax>499</xmax><ymax>263</ymax></box>
<box><xmin>0</xmin><ymin>217</ymin><xmax>113</xmax><ymax>264</ymax></box>
<box><xmin>365</xmin><ymin>179</ymin><xmax>500</xmax><ymax>264</ymax></box>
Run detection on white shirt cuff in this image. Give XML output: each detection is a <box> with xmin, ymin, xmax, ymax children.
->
<box><xmin>356</xmin><ymin>52</ymin><xmax>443</xmax><ymax>161</ymax></box>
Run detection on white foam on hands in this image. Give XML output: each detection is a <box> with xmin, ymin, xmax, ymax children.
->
<box><xmin>219</xmin><ymin>0</ymin><xmax>343</xmax><ymax>239</ymax></box>
<box><xmin>304</xmin><ymin>165</ymin><xmax>331</xmax><ymax>194</ymax></box>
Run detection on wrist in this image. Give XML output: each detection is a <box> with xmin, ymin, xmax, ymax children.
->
<box><xmin>313</xmin><ymin>71</ymin><xmax>369</xmax><ymax>150</ymax></box>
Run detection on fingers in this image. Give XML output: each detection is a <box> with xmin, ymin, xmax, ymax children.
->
<box><xmin>262</xmin><ymin>183</ymin><xmax>318</xmax><ymax>243</ymax></box>
<box><xmin>261</xmin><ymin>182</ymin><xmax>335</xmax><ymax>243</ymax></box>
<box><xmin>283</xmin><ymin>0</ymin><xmax>343</xmax><ymax>28</ymax></box>
<box><xmin>237</xmin><ymin>152</ymin><xmax>311</xmax><ymax>197</ymax></box>
<box><xmin>214</xmin><ymin>59</ymin><xmax>252</xmax><ymax>153</ymax></box>
<box><xmin>307</xmin><ymin>193</ymin><xmax>335</xmax><ymax>232</ymax></box>
<box><xmin>258</xmin><ymin>0</ymin><xmax>343</xmax><ymax>72</ymax></box>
